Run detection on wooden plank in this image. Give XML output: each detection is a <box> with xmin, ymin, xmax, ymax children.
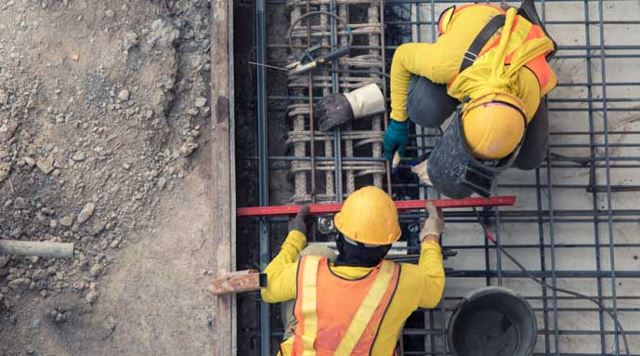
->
<box><xmin>209</xmin><ymin>270</ymin><xmax>266</xmax><ymax>295</ymax></box>
<box><xmin>211</xmin><ymin>0</ymin><xmax>236</xmax><ymax>353</ymax></box>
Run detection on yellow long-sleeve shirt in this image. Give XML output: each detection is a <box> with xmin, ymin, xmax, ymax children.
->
<box><xmin>261</xmin><ymin>230</ymin><xmax>445</xmax><ymax>355</ymax></box>
<box><xmin>389</xmin><ymin>5</ymin><xmax>543</xmax><ymax>122</ymax></box>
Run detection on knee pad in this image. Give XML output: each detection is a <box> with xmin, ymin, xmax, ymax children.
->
<box><xmin>407</xmin><ymin>76</ymin><xmax>458</xmax><ymax>128</ymax></box>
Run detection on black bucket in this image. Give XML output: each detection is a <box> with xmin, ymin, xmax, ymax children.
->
<box><xmin>447</xmin><ymin>287</ymin><xmax>537</xmax><ymax>356</ymax></box>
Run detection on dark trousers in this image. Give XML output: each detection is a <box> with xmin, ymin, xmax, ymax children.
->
<box><xmin>407</xmin><ymin>76</ymin><xmax>549</xmax><ymax>170</ymax></box>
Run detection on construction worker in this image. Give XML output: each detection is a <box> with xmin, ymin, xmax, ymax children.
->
<box><xmin>261</xmin><ymin>186</ymin><xmax>445</xmax><ymax>355</ymax></box>
<box><xmin>315</xmin><ymin>1</ymin><xmax>557</xmax><ymax>198</ymax></box>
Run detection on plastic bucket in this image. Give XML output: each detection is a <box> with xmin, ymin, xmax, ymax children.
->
<box><xmin>447</xmin><ymin>286</ymin><xmax>537</xmax><ymax>356</ymax></box>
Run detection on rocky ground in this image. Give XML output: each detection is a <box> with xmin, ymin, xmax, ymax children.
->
<box><xmin>0</xmin><ymin>1</ymin><xmax>215</xmax><ymax>354</ymax></box>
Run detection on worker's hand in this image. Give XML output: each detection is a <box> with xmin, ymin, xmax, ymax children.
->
<box><xmin>420</xmin><ymin>202</ymin><xmax>444</xmax><ymax>242</ymax></box>
<box><xmin>316</xmin><ymin>84</ymin><xmax>386</xmax><ymax>131</ymax></box>
<box><xmin>383</xmin><ymin>119</ymin><xmax>408</xmax><ymax>160</ymax></box>
<box><xmin>411</xmin><ymin>159</ymin><xmax>433</xmax><ymax>186</ymax></box>
<box><xmin>288</xmin><ymin>205</ymin><xmax>311</xmax><ymax>236</ymax></box>
<box><xmin>315</xmin><ymin>93</ymin><xmax>354</xmax><ymax>131</ymax></box>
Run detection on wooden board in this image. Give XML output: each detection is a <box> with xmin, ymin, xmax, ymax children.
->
<box><xmin>211</xmin><ymin>0</ymin><xmax>236</xmax><ymax>353</ymax></box>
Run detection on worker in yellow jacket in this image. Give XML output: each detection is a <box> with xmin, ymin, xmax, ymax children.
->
<box><xmin>316</xmin><ymin>1</ymin><xmax>558</xmax><ymax>198</ymax></box>
<box><xmin>262</xmin><ymin>186</ymin><xmax>445</xmax><ymax>355</ymax></box>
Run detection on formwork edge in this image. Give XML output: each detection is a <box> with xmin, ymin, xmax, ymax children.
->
<box><xmin>211</xmin><ymin>0</ymin><xmax>237</xmax><ymax>354</ymax></box>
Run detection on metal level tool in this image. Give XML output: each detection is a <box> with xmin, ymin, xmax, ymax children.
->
<box><xmin>237</xmin><ymin>196</ymin><xmax>516</xmax><ymax>217</ymax></box>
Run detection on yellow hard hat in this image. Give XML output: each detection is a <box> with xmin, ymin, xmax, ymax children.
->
<box><xmin>461</xmin><ymin>93</ymin><xmax>527</xmax><ymax>160</ymax></box>
<box><xmin>334</xmin><ymin>186</ymin><xmax>401</xmax><ymax>245</ymax></box>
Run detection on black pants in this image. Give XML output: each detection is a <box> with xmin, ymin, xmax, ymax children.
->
<box><xmin>407</xmin><ymin>76</ymin><xmax>549</xmax><ymax>170</ymax></box>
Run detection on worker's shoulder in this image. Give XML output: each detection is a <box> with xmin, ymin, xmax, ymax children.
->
<box><xmin>395</xmin><ymin>262</ymin><xmax>425</xmax><ymax>281</ymax></box>
<box><xmin>391</xmin><ymin>263</ymin><xmax>427</xmax><ymax>295</ymax></box>
<box><xmin>396</xmin><ymin>262</ymin><xmax>420</xmax><ymax>273</ymax></box>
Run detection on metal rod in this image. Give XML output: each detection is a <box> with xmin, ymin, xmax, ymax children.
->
<box><xmin>583</xmin><ymin>1</ymin><xmax>607</xmax><ymax>352</ymax></box>
<box><xmin>597</xmin><ymin>1</ymin><xmax>621</xmax><ymax>352</ymax></box>
<box><xmin>254</xmin><ymin>0</ymin><xmax>271</xmax><ymax>351</ymax></box>
<box><xmin>0</xmin><ymin>240</ymin><xmax>74</xmax><ymax>258</ymax></box>
<box><xmin>329</xmin><ymin>0</ymin><xmax>344</xmax><ymax>202</ymax></box>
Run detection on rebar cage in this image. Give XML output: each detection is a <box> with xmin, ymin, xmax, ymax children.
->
<box><xmin>237</xmin><ymin>0</ymin><xmax>640</xmax><ymax>355</ymax></box>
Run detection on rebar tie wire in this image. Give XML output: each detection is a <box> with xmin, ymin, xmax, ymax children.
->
<box><xmin>474</xmin><ymin>207</ymin><xmax>631</xmax><ymax>356</ymax></box>
<box><xmin>287</xmin><ymin>11</ymin><xmax>354</xmax><ymax>55</ymax></box>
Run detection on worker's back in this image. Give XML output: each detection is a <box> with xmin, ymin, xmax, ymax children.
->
<box><xmin>273</xmin><ymin>241</ymin><xmax>444</xmax><ymax>356</ymax></box>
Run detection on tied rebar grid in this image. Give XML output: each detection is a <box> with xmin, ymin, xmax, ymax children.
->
<box><xmin>249</xmin><ymin>0</ymin><xmax>640</xmax><ymax>355</ymax></box>
<box><xmin>385</xmin><ymin>1</ymin><xmax>640</xmax><ymax>355</ymax></box>
<box><xmin>287</xmin><ymin>0</ymin><xmax>387</xmax><ymax>202</ymax></box>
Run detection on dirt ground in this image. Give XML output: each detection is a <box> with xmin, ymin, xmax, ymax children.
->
<box><xmin>0</xmin><ymin>0</ymin><xmax>215</xmax><ymax>354</ymax></box>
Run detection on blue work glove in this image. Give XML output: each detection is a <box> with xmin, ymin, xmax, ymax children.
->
<box><xmin>383</xmin><ymin>119</ymin><xmax>408</xmax><ymax>160</ymax></box>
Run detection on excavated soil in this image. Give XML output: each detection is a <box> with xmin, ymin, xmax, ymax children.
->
<box><xmin>0</xmin><ymin>1</ymin><xmax>215</xmax><ymax>354</ymax></box>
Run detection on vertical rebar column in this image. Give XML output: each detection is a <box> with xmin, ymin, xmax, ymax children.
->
<box><xmin>329</xmin><ymin>0</ymin><xmax>343</xmax><ymax>202</ymax></box>
<box><xmin>340</xmin><ymin>4</ymin><xmax>356</xmax><ymax>195</ymax></box>
<box><xmin>254</xmin><ymin>0</ymin><xmax>270</xmax><ymax>353</ymax></box>
<box><xmin>583</xmin><ymin>2</ymin><xmax>607</xmax><ymax>353</ymax></box>
<box><xmin>535</xmin><ymin>168</ymin><xmax>551</xmax><ymax>354</ymax></box>
<box><xmin>369</xmin><ymin>2</ymin><xmax>384</xmax><ymax>189</ymax></box>
<box><xmin>597</xmin><ymin>0</ymin><xmax>621</xmax><ymax>352</ymax></box>
<box><xmin>291</xmin><ymin>6</ymin><xmax>309</xmax><ymax>202</ymax></box>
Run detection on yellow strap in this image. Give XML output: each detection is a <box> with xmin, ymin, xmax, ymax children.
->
<box><xmin>300</xmin><ymin>256</ymin><xmax>320</xmax><ymax>355</ymax></box>
<box><xmin>448</xmin><ymin>10</ymin><xmax>554</xmax><ymax>101</ymax></box>
<box><xmin>490</xmin><ymin>8</ymin><xmax>517</xmax><ymax>84</ymax></box>
<box><xmin>334</xmin><ymin>261</ymin><xmax>396</xmax><ymax>355</ymax></box>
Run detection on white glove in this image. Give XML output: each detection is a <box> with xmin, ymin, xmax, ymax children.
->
<box><xmin>343</xmin><ymin>83</ymin><xmax>385</xmax><ymax>119</ymax></box>
<box><xmin>316</xmin><ymin>83</ymin><xmax>385</xmax><ymax>132</ymax></box>
<box><xmin>411</xmin><ymin>159</ymin><xmax>433</xmax><ymax>187</ymax></box>
<box><xmin>420</xmin><ymin>202</ymin><xmax>444</xmax><ymax>241</ymax></box>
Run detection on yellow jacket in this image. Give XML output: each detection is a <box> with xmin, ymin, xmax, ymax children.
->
<box><xmin>262</xmin><ymin>230</ymin><xmax>445</xmax><ymax>355</ymax></box>
<box><xmin>389</xmin><ymin>5</ymin><xmax>554</xmax><ymax>122</ymax></box>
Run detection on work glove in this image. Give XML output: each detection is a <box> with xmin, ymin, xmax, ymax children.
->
<box><xmin>420</xmin><ymin>202</ymin><xmax>444</xmax><ymax>241</ymax></box>
<box><xmin>288</xmin><ymin>205</ymin><xmax>311</xmax><ymax>236</ymax></box>
<box><xmin>316</xmin><ymin>83</ymin><xmax>385</xmax><ymax>132</ymax></box>
<box><xmin>411</xmin><ymin>159</ymin><xmax>433</xmax><ymax>186</ymax></box>
<box><xmin>383</xmin><ymin>119</ymin><xmax>408</xmax><ymax>160</ymax></box>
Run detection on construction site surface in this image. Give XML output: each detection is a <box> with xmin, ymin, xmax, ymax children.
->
<box><xmin>1</xmin><ymin>0</ymin><xmax>639</xmax><ymax>355</ymax></box>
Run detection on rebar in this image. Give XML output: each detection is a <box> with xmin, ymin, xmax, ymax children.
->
<box><xmin>285</xmin><ymin>0</ymin><xmax>387</xmax><ymax>202</ymax></box>
<box><xmin>249</xmin><ymin>0</ymin><xmax>640</xmax><ymax>354</ymax></box>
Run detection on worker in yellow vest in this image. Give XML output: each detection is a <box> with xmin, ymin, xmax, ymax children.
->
<box><xmin>316</xmin><ymin>1</ymin><xmax>557</xmax><ymax>198</ymax></box>
<box><xmin>262</xmin><ymin>186</ymin><xmax>445</xmax><ymax>355</ymax></box>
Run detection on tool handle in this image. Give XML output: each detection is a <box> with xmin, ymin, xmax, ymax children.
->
<box><xmin>319</xmin><ymin>46</ymin><xmax>350</xmax><ymax>63</ymax></box>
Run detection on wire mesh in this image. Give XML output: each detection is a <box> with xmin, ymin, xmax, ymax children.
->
<box><xmin>242</xmin><ymin>0</ymin><xmax>640</xmax><ymax>355</ymax></box>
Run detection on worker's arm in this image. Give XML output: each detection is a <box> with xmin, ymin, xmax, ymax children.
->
<box><xmin>260</xmin><ymin>230</ymin><xmax>307</xmax><ymax>303</ymax></box>
<box><xmin>416</xmin><ymin>202</ymin><xmax>445</xmax><ymax>308</ymax></box>
<box><xmin>390</xmin><ymin>42</ymin><xmax>459</xmax><ymax>121</ymax></box>
<box><xmin>417</xmin><ymin>238</ymin><xmax>445</xmax><ymax>308</ymax></box>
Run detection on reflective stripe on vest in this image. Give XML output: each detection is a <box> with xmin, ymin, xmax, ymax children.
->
<box><xmin>438</xmin><ymin>5</ymin><xmax>556</xmax><ymax>96</ymax></box>
<box><xmin>299</xmin><ymin>256</ymin><xmax>320</xmax><ymax>355</ymax></box>
<box><xmin>290</xmin><ymin>256</ymin><xmax>400</xmax><ymax>355</ymax></box>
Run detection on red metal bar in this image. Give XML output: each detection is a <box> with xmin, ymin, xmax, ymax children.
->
<box><xmin>236</xmin><ymin>196</ymin><xmax>516</xmax><ymax>217</ymax></box>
